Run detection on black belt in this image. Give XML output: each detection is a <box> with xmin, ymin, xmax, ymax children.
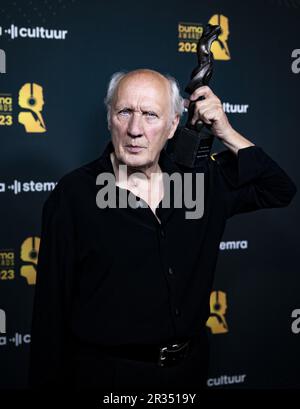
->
<box><xmin>100</xmin><ymin>338</ymin><xmax>193</xmax><ymax>367</ymax></box>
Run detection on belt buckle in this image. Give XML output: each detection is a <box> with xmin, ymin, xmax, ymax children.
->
<box><xmin>158</xmin><ymin>341</ymin><xmax>189</xmax><ymax>367</ymax></box>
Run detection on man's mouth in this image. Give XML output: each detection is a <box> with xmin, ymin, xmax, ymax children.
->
<box><xmin>125</xmin><ymin>145</ymin><xmax>146</xmax><ymax>153</ymax></box>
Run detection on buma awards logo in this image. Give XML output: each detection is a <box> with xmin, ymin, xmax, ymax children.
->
<box><xmin>208</xmin><ymin>14</ymin><xmax>230</xmax><ymax>60</ymax></box>
<box><xmin>18</xmin><ymin>83</ymin><xmax>46</xmax><ymax>133</ymax></box>
<box><xmin>0</xmin><ymin>82</ymin><xmax>47</xmax><ymax>131</ymax></box>
<box><xmin>178</xmin><ymin>14</ymin><xmax>231</xmax><ymax>61</ymax></box>
<box><xmin>206</xmin><ymin>290</ymin><xmax>229</xmax><ymax>334</ymax></box>
<box><xmin>20</xmin><ymin>236</ymin><xmax>40</xmax><ymax>285</ymax></box>
<box><xmin>0</xmin><ymin>236</ymin><xmax>40</xmax><ymax>284</ymax></box>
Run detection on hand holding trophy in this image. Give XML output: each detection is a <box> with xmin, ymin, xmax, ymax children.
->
<box><xmin>166</xmin><ymin>24</ymin><xmax>221</xmax><ymax>168</ymax></box>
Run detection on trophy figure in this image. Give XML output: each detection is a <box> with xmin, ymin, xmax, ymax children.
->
<box><xmin>166</xmin><ymin>24</ymin><xmax>221</xmax><ymax>168</ymax></box>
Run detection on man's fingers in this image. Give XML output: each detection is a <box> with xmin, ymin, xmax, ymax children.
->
<box><xmin>194</xmin><ymin>98</ymin><xmax>221</xmax><ymax>110</ymax></box>
<box><xmin>190</xmin><ymin>85</ymin><xmax>213</xmax><ymax>101</ymax></box>
<box><xmin>191</xmin><ymin>103</ymin><xmax>222</xmax><ymax>125</ymax></box>
<box><xmin>191</xmin><ymin>115</ymin><xmax>212</xmax><ymax>126</ymax></box>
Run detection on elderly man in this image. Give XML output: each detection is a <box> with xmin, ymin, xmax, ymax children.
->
<box><xmin>29</xmin><ymin>69</ymin><xmax>296</xmax><ymax>391</ymax></box>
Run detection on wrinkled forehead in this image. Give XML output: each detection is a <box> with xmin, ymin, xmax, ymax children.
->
<box><xmin>113</xmin><ymin>72</ymin><xmax>172</xmax><ymax>109</ymax></box>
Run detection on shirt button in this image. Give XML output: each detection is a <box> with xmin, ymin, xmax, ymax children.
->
<box><xmin>160</xmin><ymin>228</ymin><xmax>165</xmax><ymax>238</ymax></box>
<box><xmin>168</xmin><ymin>267</ymin><xmax>174</xmax><ymax>275</ymax></box>
<box><xmin>175</xmin><ymin>308</ymin><xmax>180</xmax><ymax>317</ymax></box>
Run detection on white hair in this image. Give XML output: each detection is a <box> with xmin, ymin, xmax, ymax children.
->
<box><xmin>104</xmin><ymin>69</ymin><xmax>184</xmax><ymax>125</ymax></box>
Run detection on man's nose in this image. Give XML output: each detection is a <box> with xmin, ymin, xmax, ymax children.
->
<box><xmin>127</xmin><ymin>113</ymin><xmax>143</xmax><ymax>138</ymax></box>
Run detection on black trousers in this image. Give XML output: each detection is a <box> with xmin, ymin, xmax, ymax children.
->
<box><xmin>70</xmin><ymin>334</ymin><xmax>209</xmax><ymax>392</ymax></box>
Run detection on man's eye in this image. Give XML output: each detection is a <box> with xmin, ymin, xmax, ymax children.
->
<box><xmin>118</xmin><ymin>109</ymin><xmax>131</xmax><ymax>116</ymax></box>
<box><xmin>145</xmin><ymin>112</ymin><xmax>157</xmax><ymax>118</ymax></box>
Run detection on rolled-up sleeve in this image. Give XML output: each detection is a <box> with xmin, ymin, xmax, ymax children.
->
<box><xmin>212</xmin><ymin>146</ymin><xmax>297</xmax><ymax>218</ymax></box>
<box><xmin>29</xmin><ymin>182</ymin><xmax>76</xmax><ymax>388</ymax></box>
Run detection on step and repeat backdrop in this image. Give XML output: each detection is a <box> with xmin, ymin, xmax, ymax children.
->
<box><xmin>0</xmin><ymin>0</ymin><xmax>299</xmax><ymax>389</ymax></box>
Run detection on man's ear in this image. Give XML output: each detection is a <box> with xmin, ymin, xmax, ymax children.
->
<box><xmin>167</xmin><ymin>114</ymin><xmax>180</xmax><ymax>140</ymax></box>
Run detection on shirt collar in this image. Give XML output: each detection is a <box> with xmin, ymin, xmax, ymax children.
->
<box><xmin>94</xmin><ymin>141</ymin><xmax>183</xmax><ymax>224</ymax></box>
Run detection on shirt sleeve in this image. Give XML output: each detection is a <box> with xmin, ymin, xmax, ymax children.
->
<box><xmin>29</xmin><ymin>182</ymin><xmax>76</xmax><ymax>389</ymax></box>
<box><xmin>211</xmin><ymin>145</ymin><xmax>297</xmax><ymax>218</ymax></box>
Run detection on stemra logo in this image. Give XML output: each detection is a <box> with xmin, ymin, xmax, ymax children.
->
<box><xmin>0</xmin><ymin>310</ymin><xmax>31</xmax><ymax>347</ymax></box>
<box><xmin>206</xmin><ymin>290</ymin><xmax>229</xmax><ymax>334</ymax></box>
<box><xmin>20</xmin><ymin>236</ymin><xmax>40</xmax><ymax>285</ymax></box>
<box><xmin>18</xmin><ymin>83</ymin><xmax>46</xmax><ymax>133</ymax></box>
<box><xmin>178</xmin><ymin>14</ymin><xmax>231</xmax><ymax>61</ymax></box>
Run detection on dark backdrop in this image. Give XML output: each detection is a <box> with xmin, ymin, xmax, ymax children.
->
<box><xmin>0</xmin><ymin>0</ymin><xmax>299</xmax><ymax>389</ymax></box>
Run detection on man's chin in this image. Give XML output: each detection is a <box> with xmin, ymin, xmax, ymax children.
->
<box><xmin>124</xmin><ymin>159</ymin><xmax>150</xmax><ymax>170</ymax></box>
<box><xmin>120</xmin><ymin>153</ymin><xmax>151</xmax><ymax>169</ymax></box>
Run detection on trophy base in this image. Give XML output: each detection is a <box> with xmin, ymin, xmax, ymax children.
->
<box><xmin>165</xmin><ymin>125</ymin><xmax>214</xmax><ymax>168</ymax></box>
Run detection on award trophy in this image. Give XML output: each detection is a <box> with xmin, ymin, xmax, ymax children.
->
<box><xmin>166</xmin><ymin>24</ymin><xmax>221</xmax><ymax>168</ymax></box>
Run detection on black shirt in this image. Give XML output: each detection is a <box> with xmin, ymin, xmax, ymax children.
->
<box><xmin>29</xmin><ymin>142</ymin><xmax>296</xmax><ymax>387</ymax></box>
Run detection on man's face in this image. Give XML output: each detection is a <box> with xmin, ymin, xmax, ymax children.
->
<box><xmin>110</xmin><ymin>72</ymin><xmax>179</xmax><ymax>170</ymax></box>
